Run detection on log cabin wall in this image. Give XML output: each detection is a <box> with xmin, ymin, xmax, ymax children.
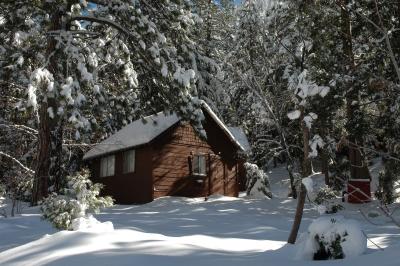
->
<box><xmin>202</xmin><ymin>110</ymin><xmax>240</xmax><ymax>197</ymax></box>
<box><xmin>237</xmin><ymin>159</ymin><xmax>247</xmax><ymax>191</ymax></box>
<box><xmin>152</xmin><ymin>111</ymin><xmax>239</xmax><ymax>199</ymax></box>
<box><xmin>88</xmin><ymin>109</ymin><xmax>241</xmax><ymax>204</ymax></box>
<box><xmin>152</xmin><ymin>122</ymin><xmax>211</xmax><ymax>198</ymax></box>
<box><xmin>89</xmin><ymin>146</ymin><xmax>153</xmax><ymax>204</ymax></box>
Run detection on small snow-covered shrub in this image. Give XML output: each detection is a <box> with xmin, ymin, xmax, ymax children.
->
<box><xmin>245</xmin><ymin>162</ymin><xmax>272</xmax><ymax>198</ymax></box>
<box><xmin>41</xmin><ymin>169</ymin><xmax>113</xmax><ymax>230</ymax></box>
<box><xmin>314</xmin><ymin>186</ymin><xmax>343</xmax><ymax>214</ymax></box>
<box><xmin>297</xmin><ymin>216</ymin><xmax>366</xmax><ymax>260</ymax></box>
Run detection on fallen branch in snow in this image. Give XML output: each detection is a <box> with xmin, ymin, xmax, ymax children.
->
<box><xmin>359</xmin><ymin>209</ymin><xmax>384</xmax><ymax>226</ymax></box>
<box><xmin>378</xmin><ymin>205</ymin><xmax>400</xmax><ymax>228</ymax></box>
<box><xmin>362</xmin><ymin>230</ymin><xmax>385</xmax><ymax>251</ymax></box>
<box><xmin>334</xmin><ymin>175</ymin><xmax>400</xmax><ymax>228</ymax></box>
<box><xmin>390</xmin><ymin>206</ymin><xmax>400</xmax><ymax>216</ymax></box>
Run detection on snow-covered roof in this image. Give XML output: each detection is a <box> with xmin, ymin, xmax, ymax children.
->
<box><xmin>200</xmin><ymin>101</ymin><xmax>245</xmax><ymax>152</ymax></box>
<box><xmin>228</xmin><ymin>127</ymin><xmax>251</xmax><ymax>153</ymax></box>
<box><xmin>83</xmin><ymin>112</ymin><xmax>180</xmax><ymax>160</ymax></box>
<box><xmin>83</xmin><ymin>102</ymin><xmax>249</xmax><ymax>160</ymax></box>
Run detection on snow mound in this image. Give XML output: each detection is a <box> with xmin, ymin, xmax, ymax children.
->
<box><xmin>71</xmin><ymin>215</ymin><xmax>114</xmax><ymax>232</ymax></box>
<box><xmin>244</xmin><ymin>162</ymin><xmax>272</xmax><ymax>199</ymax></box>
<box><xmin>246</xmin><ymin>178</ymin><xmax>272</xmax><ymax>199</ymax></box>
<box><xmin>296</xmin><ymin>216</ymin><xmax>367</xmax><ymax>260</ymax></box>
<box><xmin>302</xmin><ymin>177</ymin><xmax>313</xmax><ymax>193</ymax></box>
<box><xmin>205</xmin><ymin>194</ymin><xmax>240</xmax><ymax>202</ymax></box>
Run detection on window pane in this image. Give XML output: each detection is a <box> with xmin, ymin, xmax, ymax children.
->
<box><xmin>192</xmin><ymin>154</ymin><xmax>206</xmax><ymax>176</ymax></box>
<box><xmin>193</xmin><ymin>155</ymin><xmax>200</xmax><ymax>174</ymax></box>
<box><xmin>108</xmin><ymin>155</ymin><xmax>115</xmax><ymax>176</ymax></box>
<box><xmin>123</xmin><ymin>150</ymin><xmax>135</xmax><ymax>173</ymax></box>
<box><xmin>199</xmin><ymin>156</ymin><xmax>206</xmax><ymax>175</ymax></box>
<box><xmin>100</xmin><ymin>157</ymin><xmax>107</xmax><ymax>177</ymax></box>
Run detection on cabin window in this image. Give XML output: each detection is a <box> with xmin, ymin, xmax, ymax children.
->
<box><xmin>100</xmin><ymin>155</ymin><xmax>115</xmax><ymax>177</ymax></box>
<box><xmin>192</xmin><ymin>154</ymin><xmax>207</xmax><ymax>176</ymax></box>
<box><xmin>123</xmin><ymin>149</ymin><xmax>135</xmax><ymax>174</ymax></box>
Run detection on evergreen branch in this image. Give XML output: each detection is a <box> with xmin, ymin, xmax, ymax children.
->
<box><xmin>70</xmin><ymin>16</ymin><xmax>132</xmax><ymax>37</ymax></box>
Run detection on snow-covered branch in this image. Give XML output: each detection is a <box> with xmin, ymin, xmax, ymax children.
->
<box><xmin>344</xmin><ymin>2</ymin><xmax>400</xmax><ymax>83</ymax></box>
<box><xmin>0</xmin><ymin>151</ymin><xmax>35</xmax><ymax>175</ymax></box>
<box><xmin>70</xmin><ymin>16</ymin><xmax>132</xmax><ymax>38</ymax></box>
<box><xmin>0</xmin><ymin>123</ymin><xmax>38</xmax><ymax>136</ymax></box>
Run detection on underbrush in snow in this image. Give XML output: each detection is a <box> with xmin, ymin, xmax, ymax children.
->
<box><xmin>41</xmin><ymin>169</ymin><xmax>113</xmax><ymax>231</ymax></box>
<box><xmin>314</xmin><ymin>186</ymin><xmax>343</xmax><ymax>214</ymax></box>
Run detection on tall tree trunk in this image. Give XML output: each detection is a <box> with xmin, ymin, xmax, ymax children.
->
<box><xmin>32</xmin><ymin>103</ymin><xmax>51</xmax><ymax>204</ymax></box>
<box><xmin>50</xmin><ymin>118</ymin><xmax>64</xmax><ymax>193</ymax></box>
<box><xmin>287</xmin><ymin>183</ymin><xmax>307</xmax><ymax>244</ymax></box>
<box><xmin>32</xmin><ymin>8</ymin><xmax>63</xmax><ymax>205</ymax></box>
<box><xmin>287</xmin><ymin>1</ymin><xmax>315</xmax><ymax>244</ymax></box>
<box><xmin>340</xmin><ymin>0</ymin><xmax>371</xmax><ymax>182</ymax></box>
<box><xmin>287</xmin><ymin>106</ymin><xmax>312</xmax><ymax>244</ymax></box>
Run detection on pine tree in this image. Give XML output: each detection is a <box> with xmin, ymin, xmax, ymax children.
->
<box><xmin>0</xmin><ymin>0</ymin><xmax>205</xmax><ymax>204</ymax></box>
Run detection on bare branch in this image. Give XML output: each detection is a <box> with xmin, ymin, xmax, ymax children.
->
<box><xmin>348</xmin><ymin>3</ymin><xmax>400</xmax><ymax>83</ymax></box>
<box><xmin>0</xmin><ymin>123</ymin><xmax>38</xmax><ymax>136</ymax></box>
<box><xmin>0</xmin><ymin>151</ymin><xmax>35</xmax><ymax>175</ymax></box>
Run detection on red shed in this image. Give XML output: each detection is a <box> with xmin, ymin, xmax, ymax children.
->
<box><xmin>83</xmin><ymin>101</ymin><xmax>251</xmax><ymax>204</ymax></box>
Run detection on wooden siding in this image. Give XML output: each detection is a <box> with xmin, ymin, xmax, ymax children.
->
<box><xmin>89</xmin><ymin>146</ymin><xmax>153</xmax><ymax>204</ymax></box>
<box><xmin>89</xmin><ymin>109</ymin><xmax>242</xmax><ymax>204</ymax></box>
<box><xmin>152</xmin><ymin>112</ymin><xmax>240</xmax><ymax>199</ymax></box>
<box><xmin>238</xmin><ymin>159</ymin><xmax>247</xmax><ymax>191</ymax></box>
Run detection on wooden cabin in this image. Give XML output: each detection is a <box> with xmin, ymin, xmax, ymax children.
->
<box><xmin>83</xmin><ymin>101</ymin><xmax>251</xmax><ymax>204</ymax></box>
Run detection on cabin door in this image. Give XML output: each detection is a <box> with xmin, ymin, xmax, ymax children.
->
<box><xmin>210</xmin><ymin>156</ymin><xmax>239</xmax><ymax>197</ymax></box>
<box><xmin>209</xmin><ymin>156</ymin><xmax>224</xmax><ymax>195</ymax></box>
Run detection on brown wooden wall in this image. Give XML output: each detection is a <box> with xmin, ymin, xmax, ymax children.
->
<box><xmin>152</xmin><ymin>112</ymin><xmax>240</xmax><ymax>199</ymax></box>
<box><xmin>89</xmin><ymin>110</ymin><xmax>242</xmax><ymax>204</ymax></box>
<box><xmin>89</xmin><ymin>146</ymin><xmax>153</xmax><ymax>204</ymax></box>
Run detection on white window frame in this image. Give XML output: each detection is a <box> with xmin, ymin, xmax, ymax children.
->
<box><xmin>123</xmin><ymin>149</ymin><xmax>135</xmax><ymax>174</ymax></box>
<box><xmin>100</xmin><ymin>155</ymin><xmax>115</xmax><ymax>177</ymax></box>
<box><xmin>192</xmin><ymin>154</ymin><xmax>207</xmax><ymax>176</ymax></box>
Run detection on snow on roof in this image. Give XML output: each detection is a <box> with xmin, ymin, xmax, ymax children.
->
<box><xmin>83</xmin><ymin>112</ymin><xmax>180</xmax><ymax>160</ymax></box>
<box><xmin>228</xmin><ymin>127</ymin><xmax>251</xmax><ymax>153</ymax></box>
<box><xmin>200</xmin><ymin>101</ymin><xmax>245</xmax><ymax>152</ymax></box>
<box><xmin>83</xmin><ymin>101</ymin><xmax>248</xmax><ymax>160</ymax></box>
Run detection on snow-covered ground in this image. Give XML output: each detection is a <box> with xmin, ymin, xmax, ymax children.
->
<box><xmin>1</xmin><ymin>165</ymin><xmax>400</xmax><ymax>266</ymax></box>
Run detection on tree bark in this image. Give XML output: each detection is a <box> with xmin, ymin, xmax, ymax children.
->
<box><xmin>32</xmin><ymin>103</ymin><xmax>51</xmax><ymax>204</ymax></box>
<box><xmin>287</xmin><ymin>107</ymin><xmax>312</xmax><ymax>244</ymax></box>
<box><xmin>288</xmin><ymin>183</ymin><xmax>307</xmax><ymax>244</ymax></box>
<box><xmin>340</xmin><ymin>0</ymin><xmax>371</xmax><ymax>181</ymax></box>
<box><xmin>31</xmin><ymin>7</ymin><xmax>63</xmax><ymax>205</ymax></box>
